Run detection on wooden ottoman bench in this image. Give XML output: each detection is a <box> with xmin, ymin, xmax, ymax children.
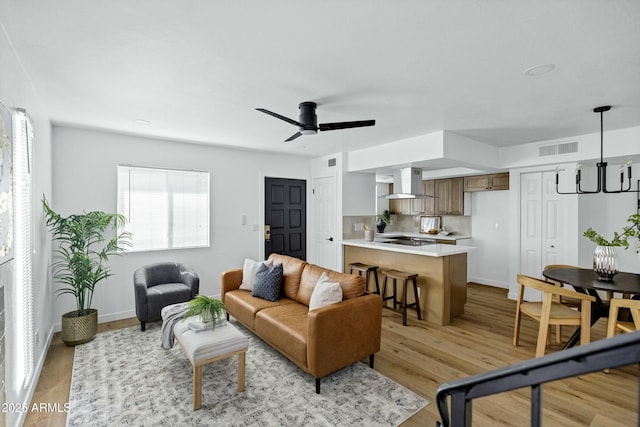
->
<box><xmin>172</xmin><ymin>317</ymin><xmax>249</xmax><ymax>410</ymax></box>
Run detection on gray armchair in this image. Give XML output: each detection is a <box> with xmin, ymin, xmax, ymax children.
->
<box><xmin>134</xmin><ymin>262</ymin><xmax>199</xmax><ymax>331</ymax></box>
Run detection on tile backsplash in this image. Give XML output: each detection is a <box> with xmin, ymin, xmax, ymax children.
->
<box><xmin>343</xmin><ymin>214</ymin><xmax>471</xmax><ymax>239</ymax></box>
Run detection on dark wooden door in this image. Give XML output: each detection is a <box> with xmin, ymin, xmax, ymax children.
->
<box><xmin>265</xmin><ymin>177</ymin><xmax>306</xmax><ymax>260</ymax></box>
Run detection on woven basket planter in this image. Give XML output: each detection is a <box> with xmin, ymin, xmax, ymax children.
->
<box><xmin>62</xmin><ymin>309</ymin><xmax>98</xmax><ymax>346</ymax></box>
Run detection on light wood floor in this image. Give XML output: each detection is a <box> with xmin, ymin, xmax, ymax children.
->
<box><xmin>26</xmin><ymin>284</ymin><xmax>637</xmax><ymax>426</ymax></box>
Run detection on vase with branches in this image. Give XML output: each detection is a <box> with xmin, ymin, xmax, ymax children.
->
<box><xmin>583</xmin><ymin>213</ymin><xmax>640</xmax><ymax>281</ymax></box>
<box><xmin>376</xmin><ymin>210</ymin><xmax>391</xmax><ymax>233</ymax></box>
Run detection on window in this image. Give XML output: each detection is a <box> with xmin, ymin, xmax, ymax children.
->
<box><xmin>14</xmin><ymin>108</ymin><xmax>34</xmax><ymax>388</ymax></box>
<box><xmin>117</xmin><ymin>165</ymin><xmax>209</xmax><ymax>252</ymax></box>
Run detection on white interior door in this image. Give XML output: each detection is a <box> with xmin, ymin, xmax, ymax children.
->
<box><xmin>313</xmin><ymin>176</ymin><xmax>337</xmax><ymax>270</ymax></box>
<box><xmin>542</xmin><ymin>171</ymin><xmax>563</xmax><ymax>267</ymax></box>
<box><xmin>520</xmin><ymin>172</ymin><xmax>543</xmax><ymax>278</ymax></box>
<box><xmin>520</xmin><ymin>171</ymin><xmax>567</xmax><ymax>280</ymax></box>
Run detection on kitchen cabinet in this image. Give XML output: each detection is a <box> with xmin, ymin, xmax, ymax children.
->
<box><xmin>435</xmin><ymin>177</ymin><xmax>464</xmax><ymax>215</ymax></box>
<box><xmin>388</xmin><ymin>184</ymin><xmax>402</xmax><ymax>214</ymax></box>
<box><xmin>464</xmin><ymin>173</ymin><xmax>509</xmax><ymax>192</ymax></box>
<box><xmin>388</xmin><ymin>183</ymin><xmax>423</xmax><ymax>215</ymax></box>
<box><xmin>422</xmin><ymin>180</ymin><xmax>435</xmax><ymax>215</ymax></box>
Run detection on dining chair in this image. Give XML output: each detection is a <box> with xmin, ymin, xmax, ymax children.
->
<box><xmin>606</xmin><ymin>297</ymin><xmax>640</xmax><ymax>337</ymax></box>
<box><xmin>604</xmin><ymin>297</ymin><xmax>640</xmax><ymax>374</ymax></box>
<box><xmin>543</xmin><ymin>264</ymin><xmax>581</xmax><ymax>343</ymax></box>
<box><xmin>513</xmin><ymin>274</ymin><xmax>596</xmax><ymax>357</ymax></box>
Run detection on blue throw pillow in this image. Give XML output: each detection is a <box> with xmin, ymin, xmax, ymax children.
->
<box><xmin>252</xmin><ymin>262</ymin><xmax>283</xmax><ymax>302</ymax></box>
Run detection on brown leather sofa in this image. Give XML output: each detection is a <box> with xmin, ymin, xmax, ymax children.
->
<box><xmin>221</xmin><ymin>253</ymin><xmax>382</xmax><ymax>393</ymax></box>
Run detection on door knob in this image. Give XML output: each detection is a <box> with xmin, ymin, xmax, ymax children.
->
<box><xmin>326</xmin><ymin>237</ymin><xmax>334</xmax><ymax>242</ymax></box>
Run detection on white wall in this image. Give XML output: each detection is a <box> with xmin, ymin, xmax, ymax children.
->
<box><xmin>51</xmin><ymin>126</ymin><xmax>311</xmax><ymax>328</ymax></box>
<box><xmin>0</xmin><ymin>21</ymin><xmax>54</xmax><ymax>427</ymax></box>
<box><xmin>342</xmin><ymin>171</ymin><xmax>375</xmax><ymax>216</ymax></box>
<box><xmin>468</xmin><ymin>191</ymin><xmax>510</xmax><ymax>288</ymax></box>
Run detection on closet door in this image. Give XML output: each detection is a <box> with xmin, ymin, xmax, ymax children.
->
<box><xmin>520</xmin><ymin>171</ymin><xmax>566</xmax><ymax>279</ymax></box>
<box><xmin>520</xmin><ymin>172</ymin><xmax>543</xmax><ymax>277</ymax></box>
<box><xmin>541</xmin><ymin>171</ymin><xmax>563</xmax><ymax>267</ymax></box>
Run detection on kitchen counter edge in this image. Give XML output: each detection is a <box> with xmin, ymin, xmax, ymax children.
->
<box><xmin>376</xmin><ymin>232</ymin><xmax>471</xmax><ymax>241</ymax></box>
<box><xmin>341</xmin><ymin>239</ymin><xmax>475</xmax><ymax>257</ymax></box>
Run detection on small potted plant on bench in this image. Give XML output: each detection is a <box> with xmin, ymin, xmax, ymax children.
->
<box><xmin>183</xmin><ymin>294</ymin><xmax>226</xmax><ymax>330</ymax></box>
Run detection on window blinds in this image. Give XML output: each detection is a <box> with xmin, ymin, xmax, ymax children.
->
<box><xmin>14</xmin><ymin>108</ymin><xmax>34</xmax><ymax>388</ymax></box>
<box><xmin>117</xmin><ymin>165</ymin><xmax>210</xmax><ymax>252</ymax></box>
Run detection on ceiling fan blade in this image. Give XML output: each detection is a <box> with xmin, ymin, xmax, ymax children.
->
<box><xmin>284</xmin><ymin>132</ymin><xmax>302</xmax><ymax>142</ymax></box>
<box><xmin>319</xmin><ymin>120</ymin><xmax>376</xmax><ymax>131</ymax></box>
<box><xmin>256</xmin><ymin>108</ymin><xmax>302</xmax><ymax>127</ymax></box>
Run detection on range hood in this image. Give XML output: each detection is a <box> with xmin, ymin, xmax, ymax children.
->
<box><xmin>380</xmin><ymin>167</ymin><xmax>433</xmax><ymax>199</ymax></box>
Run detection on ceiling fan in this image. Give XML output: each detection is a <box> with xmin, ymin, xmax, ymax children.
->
<box><xmin>256</xmin><ymin>101</ymin><xmax>375</xmax><ymax>142</ymax></box>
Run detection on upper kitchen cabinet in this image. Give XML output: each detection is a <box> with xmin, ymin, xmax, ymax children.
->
<box><xmin>388</xmin><ymin>183</ymin><xmax>423</xmax><ymax>214</ymax></box>
<box><xmin>464</xmin><ymin>173</ymin><xmax>509</xmax><ymax>192</ymax></box>
<box><xmin>422</xmin><ymin>180</ymin><xmax>435</xmax><ymax>215</ymax></box>
<box><xmin>435</xmin><ymin>177</ymin><xmax>464</xmax><ymax>215</ymax></box>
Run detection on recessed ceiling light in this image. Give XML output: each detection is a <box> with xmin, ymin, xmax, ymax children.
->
<box><xmin>524</xmin><ymin>64</ymin><xmax>556</xmax><ymax>76</ymax></box>
<box><xmin>134</xmin><ymin>119</ymin><xmax>151</xmax><ymax>125</ymax></box>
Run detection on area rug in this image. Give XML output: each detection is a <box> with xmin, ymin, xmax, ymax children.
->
<box><xmin>67</xmin><ymin>321</ymin><xmax>428</xmax><ymax>426</ymax></box>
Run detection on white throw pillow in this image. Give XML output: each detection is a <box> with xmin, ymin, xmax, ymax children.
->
<box><xmin>309</xmin><ymin>272</ymin><xmax>343</xmax><ymax>311</ymax></box>
<box><xmin>239</xmin><ymin>258</ymin><xmax>274</xmax><ymax>291</ymax></box>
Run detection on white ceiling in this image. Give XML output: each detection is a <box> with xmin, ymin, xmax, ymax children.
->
<box><xmin>2</xmin><ymin>1</ymin><xmax>639</xmax><ymax>159</ymax></box>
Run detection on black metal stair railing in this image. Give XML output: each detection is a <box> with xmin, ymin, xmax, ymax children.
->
<box><xmin>435</xmin><ymin>331</ymin><xmax>640</xmax><ymax>427</ymax></box>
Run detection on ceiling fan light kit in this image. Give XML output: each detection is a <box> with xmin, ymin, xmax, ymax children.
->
<box><xmin>556</xmin><ymin>106</ymin><xmax>639</xmax><ymax>195</ymax></box>
<box><xmin>256</xmin><ymin>101</ymin><xmax>375</xmax><ymax>142</ymax></box>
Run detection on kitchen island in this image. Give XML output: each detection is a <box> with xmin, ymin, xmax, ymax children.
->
<box><xmin>342</xmin><ymin>239</ymin><xmax>474</xmax><ymax>325</ymax></box>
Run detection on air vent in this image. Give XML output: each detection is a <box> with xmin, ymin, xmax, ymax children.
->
<box><xmin>557</xmin><ymin>141</ymin><xmax>579</xmax><ymax>154</ymax></box>
<box><xmin>328</xmin><ymin>158</ymin><xmax>336</xmax><ymax>167</ymax></box>
<box><xmin>538</xmin><ymin>141</ymin><xmax>579</xmax><ymax>157</ymax></box>
<box><xmin>538</xmin><ymin>145</ymin><xmax>557</xmax><ymax>157</ymax></box>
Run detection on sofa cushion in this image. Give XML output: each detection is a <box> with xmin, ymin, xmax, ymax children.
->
<box><xmin>297</xmin><ymin>264</ymin><xmax>365</xmax><ymax>306</ymax></box>
<box><xmin>224</xmin><ymin>289</ymin><xmax>295</xmax><ymax>330</ymax></box>
<box><xmin>255</xmin><ymin>304</ymin><xmax>309</xmax><ymax>368</ymax></box>
<box><xmin>268</xmin><ymin>253</ymin><xmax>307</xmax><ymax>300</ymax></box>
<box><xmin>252</xmin><ymin>263</ymin><xmax>283</xmax><ymax>302</ymax></box>
<box><xmin>239</xmin><ymin>258</ymin><xmax>273</xmax><ymax>291</ymax></box>
<box><xmin>309</xmin><ymin>272</ymin><xmax>343</xmax><ymax>311</ymax></box>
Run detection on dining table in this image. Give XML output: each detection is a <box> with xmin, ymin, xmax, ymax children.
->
<box><xmin>542</xmin><ymin>267</ymin><xmax>640</xmax><ymax>348</ymax></box>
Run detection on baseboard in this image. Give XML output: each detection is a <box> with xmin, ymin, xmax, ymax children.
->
<box><xmin>52</xmin><ymin>295</ymin><xmax>223</xmax><ymax>332</ymax></box>
<box><xmin>507</xmin><ymin>290</ymin><xmax>519</xmax><ymax>301</ymax></box>
<box><xmin>468</xmin><ymin>276</ymin><xmax>509</xmax><ymax>289</ymax></box>
<box><xmin>53</xmin><ymin>309</ymin><xmax>136</xmax><ymax>332</ymax></box>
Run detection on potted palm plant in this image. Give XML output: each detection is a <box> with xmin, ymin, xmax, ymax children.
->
<box><xmin>42</xmin><ymin>196</ymin><xmax>131</xmax><ymax>345</ymax></box>
<box><xmin>183</xmin><ymin>294</ymin><xmax>227</xmax><ymax>330</ymax></box>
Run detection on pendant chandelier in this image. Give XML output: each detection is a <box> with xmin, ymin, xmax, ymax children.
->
<box><xmin>555</xmin><ymin>106</ymin><xmax>639</xmax><ymax>194</ymax></box>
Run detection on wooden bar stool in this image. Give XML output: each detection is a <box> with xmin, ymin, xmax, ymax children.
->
<box><xmin>348</xmin><ymin>262</ymin><xmax>380</xmax><ymax>295</ymax></box>
<box><xmin>381</xmin><ymin>269</ymin><xmax>422</xmax><ymax>326</ymax></box>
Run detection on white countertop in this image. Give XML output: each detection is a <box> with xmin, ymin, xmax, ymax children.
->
<box><xmin>376</xmin><ymin>232</ymin><xmax>471</xmax><ymax>241</ymax></box>
<box><xmin>342</xmin><ymin>238</ymin><xmax>475</xmax><ymax>257</ymax></box>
